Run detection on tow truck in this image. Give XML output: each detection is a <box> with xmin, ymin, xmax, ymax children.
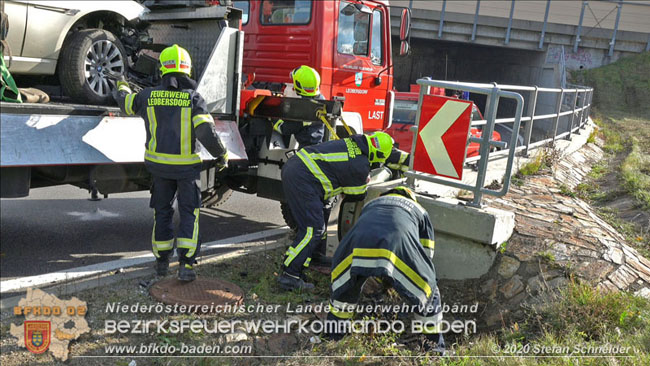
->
<box><xmin>0</xmin><ymin>0</ymin><xmax>412</xmax><ymax>214</ymax></box>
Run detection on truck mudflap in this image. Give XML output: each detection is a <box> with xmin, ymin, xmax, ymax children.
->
<box><xmin>0</xmin><ymin>112</ymin><xmax>247</xmax><ymax>167</ymax></box>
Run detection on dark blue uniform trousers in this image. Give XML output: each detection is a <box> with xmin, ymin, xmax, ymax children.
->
<box><xmin>281</xmin><ymin>157</ymin><xmax>329</xmax><ymax>276</ymax></box>
<box><xmin>149</xmin><ymin>173</ymin><xmax>201</xmax><ymax>265</ymax></box>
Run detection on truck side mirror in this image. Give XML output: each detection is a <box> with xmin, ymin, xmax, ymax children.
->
<box><xmin>399</xmin><ymin>8</ymin><xmax>411</xmax><ymax>41</ymax></box>
<box><xmin>399</xmin><ymin>40</ymin><xmax>410</xmax><ymax>56</ymax></box>
<box><xmin>399</xmin><ymin>8</ymin><xmax>411</xmax><ymax>56</ymax></box>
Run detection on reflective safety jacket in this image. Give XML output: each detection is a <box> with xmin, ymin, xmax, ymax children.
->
<box><xmin>295</xmin><ymin>134</ymin><xmax>372</xmax><ymax>200</ymax></box>
<box><xmin>114</xmin><ymin>74</ymin><xmax>226</xmax><ymax>179</ymax></box>
<box><xmin>331</xmin><ymin>194</ymin><xmax>436</xmax><ymax>308</ymax></box>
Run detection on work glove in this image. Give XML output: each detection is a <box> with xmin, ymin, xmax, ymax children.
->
<box><xmin>273</xmin><ymin>119</ymin><xmax>284</xmax><ymax>134</ymax></box>
<box><xmin>386</xmin><ymin>162</ymin><xmax>409</xmax><ymax>172</ymax></box>
<box><xmin>214</xmin><ymin>152</ymin><xmax>228</xmax><ymax>172</ymax></box>
<box><xmin>116</xmin><ymin>75</ymin><xmax>132</xmax><ymax>93</ymax></box>
<box><xmin>386</xmin><ymin>150</ymin><xmax>410</xmax><ymax>174</ymax></box>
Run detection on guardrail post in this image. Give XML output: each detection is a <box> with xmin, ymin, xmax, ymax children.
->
<box><xmin>407</xmin><ymin>77</ymin><xmax>432</xmax><ymax>188</ymax></box>
<box><xmin>585</xmin><ymin>89</ymin><xmax>593</xmax><ymax>125</ymax></box>
<box><xmin>523</xmin><ymin>86</ymin><xmax>538</xmax><ymax>157</ymax></box>
<box><xmin>471</xmin><ymin>83</ymin><xmax>500</xmax><ymax>207</ymax></box>
<box><xmin>578</xmin><ymin>89</ymin><xmax>587</xmax><ymax>129</ymax></box>
<box><xmin>567</xmin><ymin>90</ymin><xmax>579</xmax><ymax>140</ymax></box>
<box><xmin>551</xmin><ymin>88</ymin><xmax>565</xmax><ymax>143</ymax></box>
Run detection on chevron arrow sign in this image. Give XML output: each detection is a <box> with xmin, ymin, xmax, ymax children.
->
<box><xmin>413</xmin><ymin>95</ymin><xmax>473</xmax><ymax>180</ymax></box>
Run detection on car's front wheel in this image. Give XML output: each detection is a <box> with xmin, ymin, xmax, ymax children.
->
<box><xmin>59</xmin><ymin>28</ymin><xmax>128</xmax><ymax>105</ymax></box>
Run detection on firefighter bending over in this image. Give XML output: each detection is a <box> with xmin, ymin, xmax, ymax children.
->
<box><xmin>273</xmin><ymin>65</ymin><xmax>326</xmax><ymax>148</ymax></box>
<box><xmin>277</xmin><ymin>132</ymin><xmax>409</xmax><ymax>291</ymax></box>
<box><xmin>113</xmin><ymin>44</ymin><xmax>228</xmax><ymax>282</ymax></box>
<box><xmin>325</xmin><ymin>186</ymin><xmax>444</xmax><ymax>351</ymax></box>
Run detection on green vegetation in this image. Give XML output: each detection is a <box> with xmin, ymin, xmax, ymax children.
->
<box><xmin>586</xmin><ymin>127</ymin><xmax>598</xmax><ymax>144</ymax></box>
<box><xmin>571</xmin><ymin>52</ymin><xmax>650</xmax><ymax>116</ymax></box>
<box><xmin>569</xmin><ymin>53</ymin><xmax>650</xmax><ymax>259</ymax></box>
<box><xmin>587</xmin><ymin>161</ymin><xmax>607</xmax><ymax>180</ymax></box>
<box><xmin>558</xmin><ymin>184</ymin><xmax>576</xmax><ymax>198</ymax></box>
<box><xmin>516</xmin><ymin>147</ymin><xmax>558</xmax><ymax>182</ymax></box>
<box><xmin>518</xmin><ymin>153</ymin><xmax>546</xmax><ymax>176</ymax></box>
<box><xmin>572</xmin><ymin>112</ymin><xmax>650</xmax><ymax>258</ymax></box>
<box><xmin>442</xmin><ymin>281</ymin><xmax>650</xmax><ymax>366</ymax></box>
<box><xmin>620</xmin><ymin>138</ymin><xmax>650</xmax><ymax>209</ymax></box>
<box><xmin>537</xmin><ymin>251</ymin><xmax>556</xmax><ymax>263</ymax></box>
<box><xmin>201</xmin><ymin>246</ymin><xmax>331</xmax><ymax>305</ymax></box>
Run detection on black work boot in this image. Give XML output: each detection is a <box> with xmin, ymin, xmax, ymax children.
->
<box><xmin>155</xmin><ymin>258</ymin><xmax>169</xmax><ymax>276</ymax></box>
<box><xmin>178</xmin><ymin>263</ymin><xmax>196</xmax><ymax>282</ymax></box>
<box><xmin>277</xmin><ymin>271</ymin><xmax>315</xmax><ymax>291</ymax></box>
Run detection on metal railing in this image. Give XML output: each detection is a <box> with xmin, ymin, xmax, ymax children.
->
<box><xmin>405</xmin><ymin>77</ymin><xmax>593</xmax><ymax>207</ymax></box>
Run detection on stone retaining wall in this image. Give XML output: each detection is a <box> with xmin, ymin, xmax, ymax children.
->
<box><xmin>443</xmin><ymin>141</ymin><xmax>650</xmax><ymax>328</ymax></box>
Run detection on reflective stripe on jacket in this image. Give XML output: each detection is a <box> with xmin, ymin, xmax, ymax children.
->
<box><xmin>331</xmin><ymin>194</ymin><xmax>436</xmax><ymax>307</ymax></box>
<box><xmin>114</xmin><ymin>74</ymin><xmax>225</xmax><ymax>178</ymax></box>
<box><xmin>294</xmin><ymin>134</ymin><xmax>371</xmax><ymax>200</ymax></box>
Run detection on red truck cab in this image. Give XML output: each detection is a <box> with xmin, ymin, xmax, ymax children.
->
<box><xmin>237</xmin><ymin>0</ymin><xmax>402</xmax><ymax>132</ymax></box>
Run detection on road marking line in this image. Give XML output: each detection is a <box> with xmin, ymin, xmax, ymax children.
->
<box><xmin>0</xmin><ymin>227</ymin><xmax>288</xmax><ymax>294</ymax></box>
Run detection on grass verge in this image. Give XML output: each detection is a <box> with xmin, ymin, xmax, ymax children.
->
<box><xmin>574</xmin><ymin>112</ymin><xmax>650</xmax><ymax>258</ymax></box>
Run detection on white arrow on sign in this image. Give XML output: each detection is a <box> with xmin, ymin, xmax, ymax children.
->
<box><xmin>418</xmin><ymin>100</ymin><xmax>470</xmax><ymax>178</ymax></box>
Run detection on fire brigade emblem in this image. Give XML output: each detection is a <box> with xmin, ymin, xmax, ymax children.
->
<box><xmin>24</xmin><ymin>321</ymin><xmax>51</xmax><ymax>354</ymax></box>
<box><xmin>355</xmin><ymin>72</ymin><xmax>363</xmax><ymax>87</ymax></box>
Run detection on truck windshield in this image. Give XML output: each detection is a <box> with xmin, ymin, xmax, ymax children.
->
<box><xmin>338</xmin><ymin>1</ymin><xmax>370</xmax><ymax>56</ymax></box>
<box><xmin>260</xmin><ymin>0</ymin><xmax>312</xmax><ymax>25</ymax></box>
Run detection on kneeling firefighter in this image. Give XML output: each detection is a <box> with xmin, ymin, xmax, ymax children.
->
<box><xmin>325</xmin><ymin>186</ymin><xmax>445</xmax><ymax>351</ymax></box>
<box><xmin>113</xmin><ymin>44</ymin><xmax>228</xmax><ymax>282</ymax></box>
<box><xmin>277</xmin><ymin>132</ymin><xmax>409</xmax><ymax>291</ymax></box>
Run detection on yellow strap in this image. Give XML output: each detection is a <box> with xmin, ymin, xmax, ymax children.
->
<box><xmin>247</xmin><ymin>95</ymin><xmax>266</xmax><ymax>116</ymax></box>
<box><xmin>338</xmin><ymin>115</ymin><xmax>353</xmax><ymax>136</ymax></box>
<box><xmin>317</xmin><ymin>108</ymin><xmax>339</xmax><ymax>140</ymax></box>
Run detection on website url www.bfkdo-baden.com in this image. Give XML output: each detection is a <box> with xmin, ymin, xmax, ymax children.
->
<box><xmin>104</xmin><ymin>342</ymin><xmax>252</xmax><ymax>355</ymax></box>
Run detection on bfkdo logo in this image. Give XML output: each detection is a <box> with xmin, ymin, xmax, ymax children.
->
<box><xmin>10</xmin><ymin>288</ymin><xmax>90</xmax><ymax>361</ymax></box>
<box><xmin>24</xmin><ymin>321</ymin><xmax>51</xmax><ymax>354</ymax></box>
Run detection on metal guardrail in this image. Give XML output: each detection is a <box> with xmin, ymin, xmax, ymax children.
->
<box><xmin>404</xmin><ymin>77</ymin><xmax>593</xmax><ymax>207</ymax></box>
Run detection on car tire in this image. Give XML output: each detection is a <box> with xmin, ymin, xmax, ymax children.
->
<box><xmin>59</xmin><ymin>28</ymin><xmax>128</xmax><ymax>105</ymax></box>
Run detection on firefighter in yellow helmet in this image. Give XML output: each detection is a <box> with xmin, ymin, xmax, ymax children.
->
<box><xmin>277</xmin><ymin>131</ymin><xmax>410</xmax><ymax>291</ymax></box>
<box><xmin>273</xmin><ymin>65</ymin><xmax>326</xmax><ymax>149</ymax></box>
<box><xmin>113</xmin><ymin>44</ymin><xmax>228</xmax><ymax>282</ymax></box>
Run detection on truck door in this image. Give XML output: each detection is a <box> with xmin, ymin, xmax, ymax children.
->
<box><xmin>331</xmin><ymin>0</ymin><xmax>390</xmax><ymax>132</ymax></box>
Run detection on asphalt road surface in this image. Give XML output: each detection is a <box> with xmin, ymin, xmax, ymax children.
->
<box><xmin>0</xmin><ymin>185</ymin><xmax>285</xmax><ymax>280</ymax></box>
